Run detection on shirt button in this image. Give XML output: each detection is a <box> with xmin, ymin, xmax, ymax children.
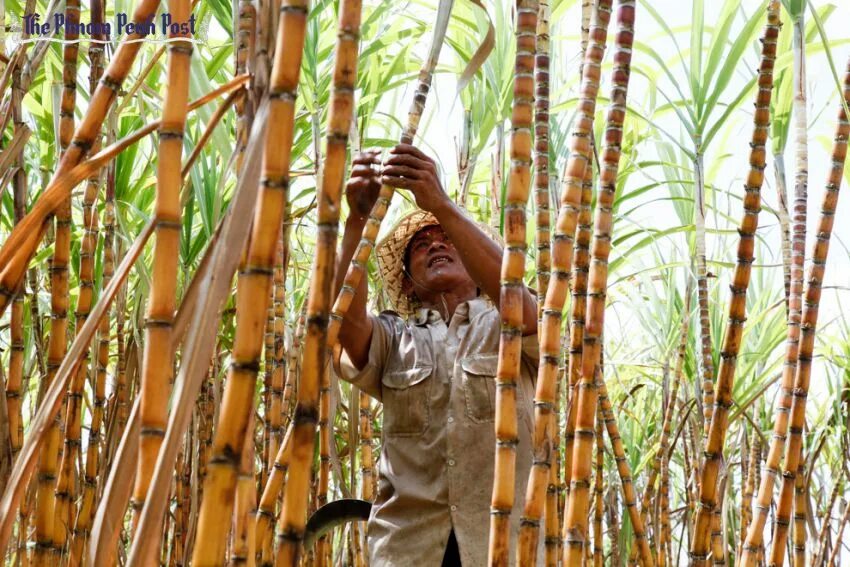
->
<box><xmin>448</xmin><ymin>459</ymin><xmax>456</xmax><ymax>467</ymax></box>
<box><xmin>451</xmin><ymin>505</ymin><xmax>458</xmax><ymax>512</ymax></box>
<box><xmin>447</xmin><ymin>416</ymin><xmax>455</xmax><ymax>423</ymax></box>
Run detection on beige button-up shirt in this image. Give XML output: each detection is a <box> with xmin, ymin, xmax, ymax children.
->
<box><xmin>339</xmin><ymin>296</ymin><xmax>540</xmax><ymax>566</ymax></box>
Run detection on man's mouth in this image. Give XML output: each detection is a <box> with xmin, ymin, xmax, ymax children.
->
<box><xmin>427</xmin><ymin>255</ymin><xmax>453</xmax><ymax>268</ymax></box>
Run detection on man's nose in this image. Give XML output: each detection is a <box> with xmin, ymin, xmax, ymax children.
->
<box><xmin>428</xmin><ymin>239</ymin><xmax>448</xmax><ymax>253</ymax></box>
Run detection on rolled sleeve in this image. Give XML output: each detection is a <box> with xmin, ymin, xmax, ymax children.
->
<box><xmin>337</xmin><ymin>313</ymin><xmax>395</xmax><ymax>401</ymax></box>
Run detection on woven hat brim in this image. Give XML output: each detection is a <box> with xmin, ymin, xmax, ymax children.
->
<box><xmin>375</xmin><ymin>210</ymin><xmax>440</xmax><ymax>317</ymax></box>
<box><xmin>375</xmin><ymin>209</ymin><xmax>503</xmax><ymax>317</ymax></box>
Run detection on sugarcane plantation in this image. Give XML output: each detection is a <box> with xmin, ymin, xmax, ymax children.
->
<box><xmin>1</xmin><ymin>0</ymin><xmax>850</xmax><ymax>565</ymax></box>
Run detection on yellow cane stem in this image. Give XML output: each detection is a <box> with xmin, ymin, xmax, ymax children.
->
<box><xmin>131</xmin><ymin>0</ymin><xmax>193</xmax><ymax>529</ymax></box>
<box><xmin>563</xmin><ymin>2</ymin><xmax>640</xmax><ymax>565</ymax></box>
<box><xmin>490</xmin><ymin>3</ymin><xmax>537</xmax><ymax>565</ymax></box>
<box><xmin>275</xmin><ymin>1</ymin><xmax>362</xmax><ymax>562</ymax></box>
<box><xmin>191</xmin><ymin>1</ymin><xmax>309</xmax><ymax>563</ymax></box>
<box><xmin>761</xmin><ymin>56</ymin><xmax>850</xmax><ymax>567</ymax></box>
<box><xmin>691</xmin><ymin>3</ymin><xmax>780</xmax><ymax>562</ymax></box>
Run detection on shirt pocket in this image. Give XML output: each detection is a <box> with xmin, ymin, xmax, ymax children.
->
<box><xmin>460</xmin><ymin>353</ymin><xmax>500</xmax><ymax>423</ymax></box>
<box><xmin>380</xmin><ymin>366</ymin><xmax>432</xmax><ymax>437</ymax></box>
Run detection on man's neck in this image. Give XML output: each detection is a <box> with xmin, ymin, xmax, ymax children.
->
<box><xmin>420</xmin><ymin>285</ymin><xmax>478</xmax><ymax>321</ymax></box>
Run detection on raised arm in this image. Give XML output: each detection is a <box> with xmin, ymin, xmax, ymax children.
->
<box><xmin>334</xmin><ymin>151</ymin><xmax>381</xmax><ymax>370</ymax></box>
<box><xmin>381</xmin><ymin>144</ymin><xmax>538</xmax><ymax>336</ymax></box>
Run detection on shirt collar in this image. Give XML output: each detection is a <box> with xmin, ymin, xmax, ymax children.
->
<box><xmin>412</xmin><ymin>295</ymin><xmax>490</xmax><ymax>327</ymax></box>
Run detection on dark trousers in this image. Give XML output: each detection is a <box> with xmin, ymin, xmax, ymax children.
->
<box><xmin>441</xmin><ymin>530</ymin><xmax>461</xmax><ymax>566</ymax></box>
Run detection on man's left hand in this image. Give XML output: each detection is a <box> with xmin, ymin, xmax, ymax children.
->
<box><xmin>381</xmin><ymin>144</ymin><xmax>451</xmax><ymax>215</ymax></box>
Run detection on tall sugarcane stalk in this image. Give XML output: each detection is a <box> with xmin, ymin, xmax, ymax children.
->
<box><xmin>826</xmin><ymin>503</ymin><xmax>850</xmax><ymax>567</ymax></box>
<box><xmin>792</xmin><ymin>462</ymin><xmax>806</xmax><ymax>567</ymax></box>
<box><xmin>597</xmin><ymin>368</ymin><xmax>653</xmax><ymax>566</ymax></box>
<box><xmin>812</xmin><ymin>472</ymin><xmax>843</xmax><ymax>567</ymax></box>
<box><xmin>32</xmin><ymin>0</ymin><xmax>82</xmax><ymax>555</ymax></box>
<box><xmin>533</xmin><ymin>0</ymin><xmax>551</xmax><ymax>315</ymax></box>
<box><xmin>131</xmin><ymin>0</ymin><xmax>193</xmax><ymax>528</ymax></box>
<box><xmin>265</xmin><ymin>230</ymin><xmax>289</xmax><ymax>489</ymax></box>
<box><xmin>256</xmin><ymin>424</ymin><xmax>294</xmax><ymax>565</ymax></box>
<box><xmin>189</xmin><ymin>42</ymin><xmax>308</xmax><ymax>561</ymax></box>
<box><xmin>532</xmin><ymin>5</ymin><xmax>559</xmax><ymax>562</ymax></box>
<box><xmin>5</xmin><ymin>20</ymin><xmax>28</xmax><ymax>465</ymax></box>
<box><xmin>489</xmin><ymin>3</ymin><xmax>537</xmax><ymax>565</ymax></box>
<box><xmin>762</xmin><ymin>57</ymin><xmax>850</xmax><ymax>567</ymax></box>
<box><xmin>188</xmin><ymin>1</ymin><xmax>302</xmax><ymax>563</ymax></box>
<box><xmin>274</xmin><ymin>2</ymin><xmax>362</xmax><ymax>563</ymax></box>
<box><xmin>690</xmin><ymin>3</ymin><xmax>781</xmax><ymax>563</ymax></box>
<box><xmin>230</xmin><ymin>411</ymin><xmax>258</xmax><ymax>565</ymax></box>
<box><xmin>562</xmin><ymin>2</ymin><xmax>639</xmax><ymax>565</ymax></box>
<box><xmin>593</xmin><ymin>407</ymin><xmax>603</xmax><ymax>567</ymax></box>
<box><xmin>315</xmin><ymin>359</ymin><xmax>332</xmax><ymax>566</ymax></box>
<box><xmin>736</xmin><ymin>426</ymin><xmax>759</xmax><ymax>564</ymax></box>
<box><xmin>326</xmin><ymin>0</ymin><xmax>453</xmax><ymax>351</ymax></box>
<box><xmin>739</xmin><ymin>9</ymin><xmax>808</xmax><ymax>564</ymax></box>
<box><xmin>562</xmin><ymin>159</ymin><xmax>593</xmax><ymax>508</ymax></box>
<box><xmin>694</xmin><ymin>151</ymin><xmax>715</xmax><ymax>437</ymax></box>
<box><xmin>55</xmin><ymin>9</ymin><xmax>108</xmax><ymax>557</ymax></box>
<box><xmin>520</xmin><ymin>1</ymin><xmax>611</xmax><ymax>561</ymax></box>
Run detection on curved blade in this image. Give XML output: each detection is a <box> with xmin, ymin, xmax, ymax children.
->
<box><xmin>304</xmin><ymin>498</ymin><xmax>373</xmax><ymax>548</ymax></box>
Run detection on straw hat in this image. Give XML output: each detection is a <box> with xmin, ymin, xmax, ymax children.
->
<box><xmin>375</xmin><ymin>208</ymin><xmax>501</xmax><ymax>317</ymax></box>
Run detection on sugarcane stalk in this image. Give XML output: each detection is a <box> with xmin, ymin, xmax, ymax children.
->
<box><xmin>534</xmin><ymin>0</ymin><xmax>551</xmax><ymax>317</ymax></box>
<box><xmin>736</xmin><ymin>427</ymin><xmax>759</xmax><ymax>564</ymax></box>
<box><xmin>56</xmin><ymin>7</ymin><xmax>109</xmax><ymax>556</ymax></box>
<box><xmin>521</xmin><ymin>0</ymin><xmax>612</xmax><ymax>560</ymax></box>
<box><xmin>490</xmin><ymin>123</ymin><xmax>504</xmax><ymax>232</ymax></box>
<box><xmin>609</xmin><ymin>480</ymin><xmax>620</xmax><ymax>566</ymax></box>
<box><xmin>690</xmin><ymin>3</ymin><xmax>781</xmax><ymax>563</ymax></box>
<box><xmin>562</xmin><ymin>2</ymin><xmax>639</xmax><ymax>565</ymax></box>
<box><xmin>235</xmin><ymin>0</ymin><xmax>257</xmax><ymax>174</ymax></box>
<box><xmin>71</xmin><ymin>36</ymin><xmax>113</xmax><ymax>553</ymax></box>
<box><xmin>562</xmin><ymin>158</ymin><xmax>594</xmax><ymax>510</ymax></box>
<box><xmin>593</xmin><ymin>406</ymin><xmax>603</xmax><ymax>567</ymax></box>
<box><xmin>812</xmin><ymin>472</ymin><xmax>843</xmax><ymax>567</ymax></box>
<box><xmin>658</xmin><ymin>429</ymin><xmax>672</xmax><ymax>567</ymax></box>
<box><xmin>792</xmin><ymin>463</ymin><xmax>807</xmax><ymax>567</ymax></box>
<box><xmin>325</xmin><ymin>0</ymin><xmax>454</xmax><ymax>351</ymax></box>
<box><xmin>256</xmin><ymin>424</ymin><xmax>294</xmax><ymax>566</ymax></box>
<box><xmin>274</xmin><ymin>1</ymin><xmax>362</xmax><ymax>562</ymax></box>
<box><xmin>131</xmin><ymin>0</ymin><xmax>193</xmax><ymax>529</ymax></box>
<box><xmin>597</xmin><ymin>370</ymin><xmax>653</xmax><ymax>566</ymax></box>
<box><xmin>314</xmin><ymin>364</ymin><xmax>332</xmax><ymax>566</ymax></box>
<box><xmin>33</xmin><ymin>4</ymin><xmax>81</xmax><ymax>552</ymax></box>
<box><xmin>5</xmin><ymin>19</ymin><xmax>28</xmax><ymax>464</ymax></box>
<box><xmin>694</xmin><ymin>152</ymin><xmax>714</xmax><ymax>439</ymax></box>
<box><xmin>265</xmin><ymin>230</ymin><xmax>288</xmax><ymax>489</ymax></box>
<box><xmin>710</xmin><ymin>483</ymin><xmax>726</xmax><ymax>566</ymax></box>
<box><xmin>762</xmin><ymin>56</ymin><xmax>850</xmax><ymax>567</ymax></box>
<box><xmin>825</xmin><ymin>502</ymin><xmax>850</xmax><ymax>567</ymax></box>
<box><xmin>230</xmin><ymin>412</ymin><xmax>258</xmax><ymax>566</ymax></box>
<box><xmin>489</xmin><ymin>3</ymin><xmax>537</xmax><ymax>564</ymax></box>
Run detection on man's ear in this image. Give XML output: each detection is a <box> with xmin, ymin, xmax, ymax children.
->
<box><xmin>401</xmin><ymin>274</ymin><xmax>414</xmax><ymax>299</ymax></box>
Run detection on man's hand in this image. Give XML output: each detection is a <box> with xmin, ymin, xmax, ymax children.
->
<box><xmin>381</xmin><ymin>144</ymin><xmax>451</xmax><ymax>215</ymax></box>
<box><xmin>346</xmin><ymin>150</ymin><xmax>382</xmax><ymax>219</ymax></box>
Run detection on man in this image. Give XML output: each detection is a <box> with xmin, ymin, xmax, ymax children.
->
<box><xmin>334</xmin><ymin>144</ymin><xmax>540</xmax><ymax>566</ymax></box>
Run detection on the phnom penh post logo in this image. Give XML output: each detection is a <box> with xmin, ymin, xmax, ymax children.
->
<box><xmin>8</xmin><ymin>10</ymin><xmax>207</xmax><ymax>46</ymax></box>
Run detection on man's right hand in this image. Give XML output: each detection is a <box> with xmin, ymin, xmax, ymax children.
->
<box><xmin>345</xmin><ymin>150</ymin><xmax>382</xmax><ymax>220</ymax></box>
<box><xmin>336</xmin><ymin>150</ymin><xmax>381</xmax><ymax>371</ymax></box>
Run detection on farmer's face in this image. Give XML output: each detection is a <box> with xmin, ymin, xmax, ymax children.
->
<box><xmin>403</xmin><ymin>226</ymin><xmax>473</xmax><ymax>297</ymax></box>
